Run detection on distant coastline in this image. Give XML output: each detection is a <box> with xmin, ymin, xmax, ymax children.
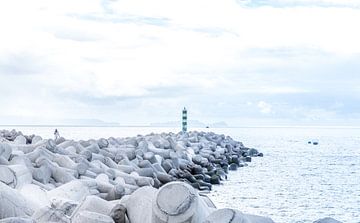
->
<box><xmin>1</xmin><ymin>124</ymin><xmax>360</xmax><ymax>129</ymax></box>
<box><xmin>150</xmin><ymin>120</ymin><xmax>228</xmax><ymax>128</ymax></box>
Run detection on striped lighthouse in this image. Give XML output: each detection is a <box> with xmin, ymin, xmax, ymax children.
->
<box><xmin>182</xmin><ymin>107</ymin><xmax>187</xmax><ymax>132</ymax></box>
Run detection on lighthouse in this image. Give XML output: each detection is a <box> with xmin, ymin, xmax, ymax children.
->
<box><xmin>182</xmin><ymin>107</ymin><xmax>187</xmax><ymax>132</ymax></box>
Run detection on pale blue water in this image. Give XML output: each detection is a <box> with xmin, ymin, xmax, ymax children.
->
<box><xmin>1</xmin><ymin>126</ymin><xmax>359</xmax><ymax>223</ymax></box>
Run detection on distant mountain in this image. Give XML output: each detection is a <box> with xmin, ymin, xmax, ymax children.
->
<box><xmin>210</xmin><ymin>121</ymin><xmax>228</xmax><ymax>128</ymax></box>
<box><xmin>149</xmin><ymin>121</ymin><xmax>178</xmax><ymax>127</ymax></box>
<box><xmin>0</xmin><ymin>116</ymin><xmax>119</xmax><ymax>126</ymax></box>
<box><xmin>60</xmin><ymin>119</ymin><xmax>119</xmax><ymax>126</ymax></box>
<box><xmin>150</xmin><ymin>120</ymin><xmax>228</xmax><ymax>128</ymax></box>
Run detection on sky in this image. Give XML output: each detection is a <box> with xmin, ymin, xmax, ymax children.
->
<box><xmin>1</xmin><ymin>0</ymin><xmax>360</xmax><ymax>126</ymax></box>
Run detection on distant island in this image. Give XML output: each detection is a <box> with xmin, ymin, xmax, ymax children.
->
<box><xmin>0</xmin><ymin>117</ymin><xmax>229</xmax><ymax>128</ymax></box>
<box><xmin>57</xmin><ymin>119</ymin><xmax>120</xmax><ymax>127</ymax></box>
<box><xmin>0</xmin><ymin>117</ymin><xmax>120</xmax><ymax>127</ymax></box>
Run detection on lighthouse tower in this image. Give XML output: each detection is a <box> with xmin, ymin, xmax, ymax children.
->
<box><xmin>182</xmin><ymin>107</ymin><xmax>187</xmax><ymax>132</ymax></box>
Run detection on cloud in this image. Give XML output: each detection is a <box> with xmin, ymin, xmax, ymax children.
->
<box><xmin>258</xmin><ymin>101</ymin><xmax>273</xmax><ymax>114</ymax></box>
<box><xmin>0</xmin><ymin>53</ymin><xmax>48</xmax><ymax>75</ymax></box>
<box><xmin>0</xmin><ymin>0</ymin><xmax>360</xmax><ymax>125</ymax></box>
<box><xmin>239</xmin><ymin>0</ymin><xmax>360</xmax><ymax>8</ymax></box>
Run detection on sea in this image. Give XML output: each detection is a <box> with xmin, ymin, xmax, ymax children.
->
<box><xmin>1</xmin><ymin>125</ymin><xmax>359</xmax><ymax>223</ymax></box>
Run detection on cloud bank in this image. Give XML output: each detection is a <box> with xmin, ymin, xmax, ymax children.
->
<box><xmin>0</xmin><ymin>0</ymin><xmax>360</xmax><ymax>125</ymax></box>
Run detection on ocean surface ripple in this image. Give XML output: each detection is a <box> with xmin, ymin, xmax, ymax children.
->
<box><xmin>208</xmin><ymin>127</ymin><xmax>360</xmax><ymax>223</ymax></box>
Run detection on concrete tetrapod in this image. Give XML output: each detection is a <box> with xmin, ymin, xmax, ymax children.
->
<box><xmin>70</xmin><ymin>195</ymin><xmax>117</xmax><ymax>220</ymax></box>
<box><xmin>124</xmin><ymin>186</ymin><xmax>157</xmax><ymax>223</ymax></box>
<box><xmin>0</xmin><ymin>143</ymin><xmax>12</xmax><ymax>160</ymax></box>
<box><xmin>0</xmin><ymin>165</ymin><xmax>32</xmax><ymax>189</ymax></box>
<box><xmin>1</xmin><ymin>130</ymin><xmax>276</xmax><ymax>222</ymax></box>
<box><xmin>0</xmin><ymin>217</ymin><xmax>35</xmax><ymax>223</ymax></box>
<box><xmin>203</xmin><ymin>208</ymin><xmax>275</xmax><ymax>223</ymax></box>
<box><xmin>313</xmin><ymin>218</ymin><xmax>343</xmax><ymax>223</ymax></box>
<box><xmin>72</xmin><ymin>211</ymin><xmax>115</xmax><ymax>223</ymax></box>
<box><xmin>19</xmin><ymin>184</ymin><xmax>50</xmax><ymax>212</ymax></box>
<box><xmin>0</xmin><ymin>182</ymin><xmax>33</xmax><ymax>219</ymax></box>
<box><xmin>47</xmin><ymin>180</ymin><xmax>93</xmax><ymax>202</ymax></box>
<box><xmin>32</xmin><ymin>199</ymin><xmax>77</xmax><ymax>223</ymax></box>
<box><xmin>152</xmin><ymin>182</ymin><xmax>212</xmax><ymax>223</ymax></box>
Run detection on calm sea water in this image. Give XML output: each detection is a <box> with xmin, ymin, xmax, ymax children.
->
<box><xmin>1</xmin><ymin>126</ymin><xmax>359</xmax><ymax>223</ymax></box>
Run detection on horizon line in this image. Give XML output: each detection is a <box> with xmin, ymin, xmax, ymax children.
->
<box><xmin>1</xmin><ymin>124</ymin><xmax>360</xmax><ymax>129</ymax></box>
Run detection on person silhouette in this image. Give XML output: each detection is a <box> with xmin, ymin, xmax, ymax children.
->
<box><xmin>54</xmin><ymin>129</ymin><xmax>60</xmax><ymax>140</ymax></box>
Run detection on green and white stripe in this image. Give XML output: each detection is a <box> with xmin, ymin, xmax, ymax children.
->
<box><xmin>182</xmin><ymin>107</ymin><xmax>187</xmax><ymax>132</ymax></box>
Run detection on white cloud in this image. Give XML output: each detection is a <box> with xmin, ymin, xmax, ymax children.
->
<box><xmin>0</xmin><ymin>0</ymin><xmax>360</xmax><ymax>124</ymax></box>
<box><xmin>258</xmin><ymin>101</ymin><xmax>273</xmax><ymax>114</ymax></box>
<box><xmin>241</xmin><ymin>0</ymin><xmax>360</xmax><ymax>8</ymax></box>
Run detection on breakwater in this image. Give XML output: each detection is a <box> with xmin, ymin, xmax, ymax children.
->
<box><xmin>0</xmin><ymin>129</ymin><xmax>340</xmax><ymax>223</ymax></box>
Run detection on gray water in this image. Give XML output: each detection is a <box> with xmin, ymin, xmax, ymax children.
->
<box><xmin>208</xmin><ymin>127</ymin><xmax>360</xmax><ymax>223</ymax></box>
<box><xmin>2</xmin><ymin>126</ymin><xmax>359</xmax><ymax>223</ymax></box>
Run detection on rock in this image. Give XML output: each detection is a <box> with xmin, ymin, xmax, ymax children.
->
<box><xmin>72</xmin><ymin>211</ymin><xmax>115</xmax><ymax>223</ymax></box>
<box><xmin>32</xmin><ymin>165</ymin><xmax>52</xmax><ymax>184</ymax></box>
<box><xmin>19</xmin><ymin>184</ymin><xmax>50</xmax><ymax>212</ymax></box>
<box><xmin>203</xmin><ymin>208</ymin><xmax>251</xmax><ymax>223</ymax></box>
<box><xmin>204</xmin><ymin>208</ymin><xmax>275</xmax><ymax>223</ymax></box>
<box><xmin>72</xmin><ymin>195</ymin><xmax>116</xmax><ymax>217</ymax></box>
<box><xmin>156</xmin><ymin>172</ymin><xmax>174</xmax><ymax>184</ymax></box>
<box><xmin>118</xmin><ymin>165</ymin><xmax>135</xmax><ymax>174</ymax></box>
<box><xmin>32</xmin><ymin>205</ymin><xmax>70</xmax><ymax>223</ymax></box>
<box><xmin>229</xmin><ymin>163</ymin><xmax>238</xmax><ymax>171</ymax></box>
<box><xmin>0</xmin><ymin>182</ymin><xmax>34</xmax><ymax>219</ymax></box>
<box><xmin>0</xmin><ymin>129</ymin><xmax>268</xmax><ymax>222</ymax></box>
<box><xmin>246</xmin><ymin>214</ymin><xmax>275</xmax><ymax>223</ymax></box>
<box><xmin>35</xmin><ymin>157</ymin><xmax>76</xmax><ymax>184</ymax></box>
<box><xmin>210</xmin><ymin>175</ymin><xmax>220</xmax><ymax>185</ymax></box>
<box><xmin>106</xmin><ymin>184</ymin><xmax>126</xmax><ymax>201</ymax></box>
<box><xmin>313</xmin><ymin>218</ymin><xmax>343</xmax><ymax>223</ymax></box>
<box><xmin>199</xmin><ymin>194</ymin><xmax>216</xmax><ymax>209</ymax></box>
<box><xmin>7</xmin><ymin>165</ymin><xmax>33</xmax><ymax>189</ymax></box>
<box><xmin>152</xmin><ymin>163</ymin><xmax>166</xmax><ymax>173</ymax></box>
<box><xmin>0</xmin><ymin>166</ymin><xmax>15</xmax><ymax>187</ymax></box>
<box><xmin>98</xmin><ymin>138</ymin><xmax>109</xmax><ymax>149</ymax></box>
<box><xmin>14</xmin><ymin>135</ymin><xmax>27</xmax><ymax>145</ymax></box>
<box><xmin>86</xmin><ymin>144</ymin><xmax>100</xmax><ymax>154</ymax></box>
<box><xmin>136</xmin><ymin>168</ymin><xmax>155</xmax><ymax>178</ymax></box>
<box><xmin>32</xmin><ymin>199</ymin><xmax>78</xmax><ymax>223</ymax></box>
<box><xmin>144</xmin><ymin>152</ymin><xmax>157</xmax><ymax>164</ymax></box>
<box><xmin>247</xmin><ymin>148</ymin><xmax>259</xmax><ymax>157</ymax></box>
<box><xmin>53</xmin><ymin>199</ymin><xmax>79</xmax><ymax>216</ymax></box>
<box><xmin>0</xmin><ymin>217</ymin><xmax>36</xmax><ymax>223</ymax></box>
<box><xmin>0</xmin><ymin>143</ymin><xmax>12</xmax><ymax>160</ymax></box>
<box><xmin>31</xmin><ymin>136</ymin><xmax>43</xmax><ymax>144</ymax></box>
<box><xmin>192</xmin><ymin>165</ymin><xmax>204</xmax><ymax>175</ymax></box>
<box><xmin>124</xmin><ymin>186</ymin><xmax>157</xmax><ymax>223</ymax></box>
<box><xmin>110</xmin><ymin>204</ymin><xmax>127</xmax><ymax>223</ymax></box>
<box><xmin>47</xmin><ymin>180</ymin><xmax>92</xmax><ymax>202</ymax></box>
<box><xmin>152</xmin><ymin>182</ymin><xmax>212</xmax><ymax>223</ymax></box>
<box><xmin>230</xmin><ymin>155</ymin><xmax>240</xmax><ymax>165</ymax></box>
<box><xmin>0</xmin><ymin>157</ymin><xmax>9</xmax><ymax>165</ymax></box>
<box><xmin>161</xmin><ymin>160</ymin><xmax>173</xmax><ymax>173</ymax></box>
<box><xmin>56</xmin><ymin>137</ymin><xmax>66</xmax><ymax>145</ymax></box>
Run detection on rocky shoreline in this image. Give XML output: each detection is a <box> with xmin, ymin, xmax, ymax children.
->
<box><xmin>0</xmin><ymin>129</ymin><xmax>341</xmax><ymax>223</ymax></box>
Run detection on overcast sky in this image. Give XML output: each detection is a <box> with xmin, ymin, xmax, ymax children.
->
<box><xmin>1</xmin><ymin>0</ymin><xmax>360</xmax><ymax>126</ymax></box>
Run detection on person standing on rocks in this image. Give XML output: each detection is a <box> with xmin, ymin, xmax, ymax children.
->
<box><xmin>54</xmin><ymin>129</ymin><xmax>60</xmax><ymax>140</ymax></box>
